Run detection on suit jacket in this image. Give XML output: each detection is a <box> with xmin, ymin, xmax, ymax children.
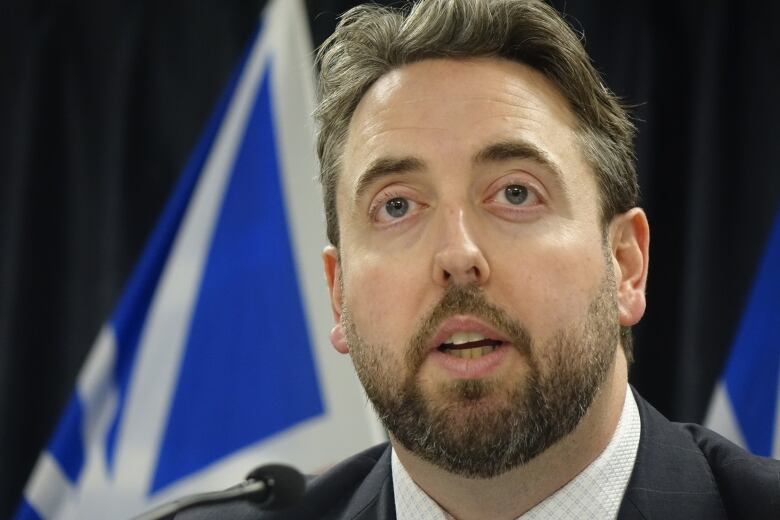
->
<box><xmin>178</xmin><ymin>389</ymin><xmax>780</xmax><ymax>519</ymax></box>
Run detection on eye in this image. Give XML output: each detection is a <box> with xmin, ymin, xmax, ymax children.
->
<box><xmin>503</xmin><ymin>185</ymin><xmax>528</xmax><ymax>205</ymax></box>
<box><xmin>493</xmin><ymin>183</ymin><xmax>539</xmax><ymax>207</ymax></box>
<box><xmin>370</xmin><ymin>193</ymin><xmax>421</xmax><ymax>224</ymax></box>
<box><xmin>385</xmin><ymin>197</ymin><xmax>409</xmax><ymax>218</ymax></box>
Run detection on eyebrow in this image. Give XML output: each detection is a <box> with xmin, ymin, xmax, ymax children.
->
<box><xmin>352</xmin><ymin>139</ymin><xmax>566</xmax><ymax>202</ymax></box>
<box><xmin>354</xmin><ymin>156</ymin><xmax>425</xmax><ymax>202</ymax></box>
<box><xmin>472</xmin><ymin>140</ymin><xmax>565</xmax><ymax>183</ymax></box>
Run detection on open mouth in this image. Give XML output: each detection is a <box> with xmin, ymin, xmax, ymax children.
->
<box><xmin>437</xmin><ymin>331</ymin><xmax>503</xmax><ymax>359</ymax></box>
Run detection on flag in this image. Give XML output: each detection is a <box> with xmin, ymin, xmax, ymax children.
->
<box><xmin>16</xmin><ymin>1</ymin><xmax>384</xmax><ymax>518</ymax></box>
<box><xmin>705</xmin><ymin>207</ymin><xmax>780</xmax><ymax>458</ymax></box>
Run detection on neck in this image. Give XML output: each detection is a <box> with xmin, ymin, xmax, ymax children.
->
<box><xmin>391</xmin><ymin>350</ymin><xmax>628</xmax><ymax>520</ymax></box>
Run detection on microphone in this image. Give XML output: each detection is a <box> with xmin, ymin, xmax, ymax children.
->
<box><xmin>131</xmin><ymin>464</ymin><xmax>305</xmax><ymax>520</ymax></box>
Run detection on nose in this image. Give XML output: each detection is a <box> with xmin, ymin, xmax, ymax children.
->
<box><xmin>432</xmin><ymin>208</ymin><xmax>490</xmax><ymax>287</ymax></box>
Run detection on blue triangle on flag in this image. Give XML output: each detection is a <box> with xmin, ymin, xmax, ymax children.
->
<box><xmin>150</xmin><ymin>63</ymin><xmax>324</xmax><ymax>493</ymax></box>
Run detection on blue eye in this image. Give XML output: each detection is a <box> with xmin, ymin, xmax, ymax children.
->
<box><xmin>504</xmin><ymin>185</ymin><xmax>528</xmax><ymax>205</ymax></box>
<box><xmin>385</xmin><ymin>197</ymin><xmax>409</xmax><ymax>218</ymax></box>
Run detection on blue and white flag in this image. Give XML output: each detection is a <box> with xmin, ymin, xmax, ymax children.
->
<box><xmin>705</xmin><ymin>207</ymin><xmax>780</xmax><ymax>458</ymax></box>
<box><xmin>17</xmin><ymin>2</ymin><xmax>384</xmax><ymax>518</ymax></box>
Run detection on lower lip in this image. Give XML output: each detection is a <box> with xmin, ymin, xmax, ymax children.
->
<box><xmin>426</xmin><ymin>344</ymin><xmax>512</xmax><ymax>378</ymax></box>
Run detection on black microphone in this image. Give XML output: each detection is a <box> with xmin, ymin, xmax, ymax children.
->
<box><xmin>131</xmin><ymin>464</ymin><xmax>305</xmax><ymax>520</ymax></box>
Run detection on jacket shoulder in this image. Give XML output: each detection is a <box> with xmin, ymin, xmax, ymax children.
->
<box><xmin>622</xmin><ymin>389</ymin><xmax>780</xmax><ymax>519</ymax></box>
<box><xmin>682</xmin><ymin>422</ymin><xmax>780</xmax><ymax>517</ymax></box>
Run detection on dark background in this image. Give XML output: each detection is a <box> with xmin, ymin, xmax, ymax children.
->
<box><xmin>2</xmin><ymin>0</ymin><xmax>779</xmax><ymax>517</ymax></box>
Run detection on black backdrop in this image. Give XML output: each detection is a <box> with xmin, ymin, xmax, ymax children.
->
<box><xmin>2</xmin><ymin>0</ymin><xmax>779</xmax><ymax>517</ymax></box>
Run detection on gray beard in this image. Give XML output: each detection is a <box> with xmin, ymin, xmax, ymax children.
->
<box><xmin>342</xmin><ymin>270</ymin><xmax>619</xmax><ymax>478</ymax></box>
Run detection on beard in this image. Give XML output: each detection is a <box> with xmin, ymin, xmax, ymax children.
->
<box><xmin>342</xmin><ymin>264</ymin><xmax>620</xmax><ymax>479</ymax></box>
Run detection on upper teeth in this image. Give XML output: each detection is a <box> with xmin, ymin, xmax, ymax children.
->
<box><xmin>443</xmin><ymin>331</ymin><xmax>486</xmax><ymax>345</ymax></box>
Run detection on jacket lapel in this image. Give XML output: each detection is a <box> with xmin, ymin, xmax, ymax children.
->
<box><xmin>337</xmin><ymin>445</ymin><xmax>396</xmax><ymax>520</ymax></box>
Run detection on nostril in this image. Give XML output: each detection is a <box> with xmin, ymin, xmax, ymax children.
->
<box><xmin>433</xmin><ymin>247</ymin><xmax>489</xmax><ymax>287</ymax></box>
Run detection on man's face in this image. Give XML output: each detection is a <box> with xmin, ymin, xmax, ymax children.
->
<box><xmin>324</xmin><ymin>58</ymin><xmax>626</xmax><ymax>476</ymax></box>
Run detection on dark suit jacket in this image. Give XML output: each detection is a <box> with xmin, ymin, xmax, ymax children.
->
<box><xmin>178</xmin><ymin>389</ymin><xmax>780</xmax><ymax>519</ymax></box>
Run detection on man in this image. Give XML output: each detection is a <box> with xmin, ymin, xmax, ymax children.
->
<box><xmin>182</xmin><ymin>0</ymin><xmax>779</xmax><ymax>518</ymax></box>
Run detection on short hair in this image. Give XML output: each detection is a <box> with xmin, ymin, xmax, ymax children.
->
<box><xmin>314</xmin><ymin>0</ymin><xmax>638</xmax><ymax>361</ymax></box>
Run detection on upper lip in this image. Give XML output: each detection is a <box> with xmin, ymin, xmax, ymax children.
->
<box><xmin>428</xmin><ymin>315</ymin><xmax>510</xmax><ymax>352</ymax></box>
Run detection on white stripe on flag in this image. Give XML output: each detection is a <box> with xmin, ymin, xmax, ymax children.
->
<box><xmin>705</xmin><ymin>382</ymin><xmax>748</xmax><ymax>449</ymax></box>
<box><xmin>774</xmin><ymin>362</ymin><xmax>780</xmax><ymax>458</ymax></box>
<box><xmin>24</xmin><ymin>326</ymin><xmax>117</xmax><ymax>518</ymax></box>
<box><xmin>110</xmin><ymin>11</ymin><xmax>272</xmax><ymax>497</ymax></box>
<box><xmin>21</xmin><ymin>454</ymin><xmax>74</xmax><ymax>519</ymax></box>
<box><xmin>266</xmin><ymin>0</ymin><xmax>386</xmax><ymax>451</ymax></box>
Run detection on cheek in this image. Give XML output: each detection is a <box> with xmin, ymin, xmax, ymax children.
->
<box><xmin>493</xmin><ymin>232</ymin><xmax>607</xmax><ymax>338</ymax></box>
<box><xmin>342</xmin><ymin>252</ymin><xmax>429</xmax><ymax>343</ymax></box>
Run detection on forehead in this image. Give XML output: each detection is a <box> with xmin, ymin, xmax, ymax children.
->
<box><xmin>339</xmin><ymin>57</ymin><xmax>591</xmax><ymax>214</ymax></box>
<box><xmin>344</xmin><ymin>57</ymin><xmax>579</xmax><ymax>161</ymax></box>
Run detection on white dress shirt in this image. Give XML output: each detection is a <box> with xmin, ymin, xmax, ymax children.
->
<box><xmin>392</xmin><ymin>384</ymin><xmax>641</xmax><ymax>519</ymax></box>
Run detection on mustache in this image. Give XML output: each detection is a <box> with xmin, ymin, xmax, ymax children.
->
<box><xmin>406</xmin><ymin>285</ymin><xmax>532</xmax><ymax>369</ymax></box>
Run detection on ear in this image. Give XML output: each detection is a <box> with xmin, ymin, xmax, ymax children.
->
<box><xmin>608</xmin><ymin>208</ymin><xmax>650</xmax><ymax>327</ymax></box>
<box><xmin>323</xmin><ymin>245</ymin><xmax>349</xmax><ymax>354</ymax></box>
